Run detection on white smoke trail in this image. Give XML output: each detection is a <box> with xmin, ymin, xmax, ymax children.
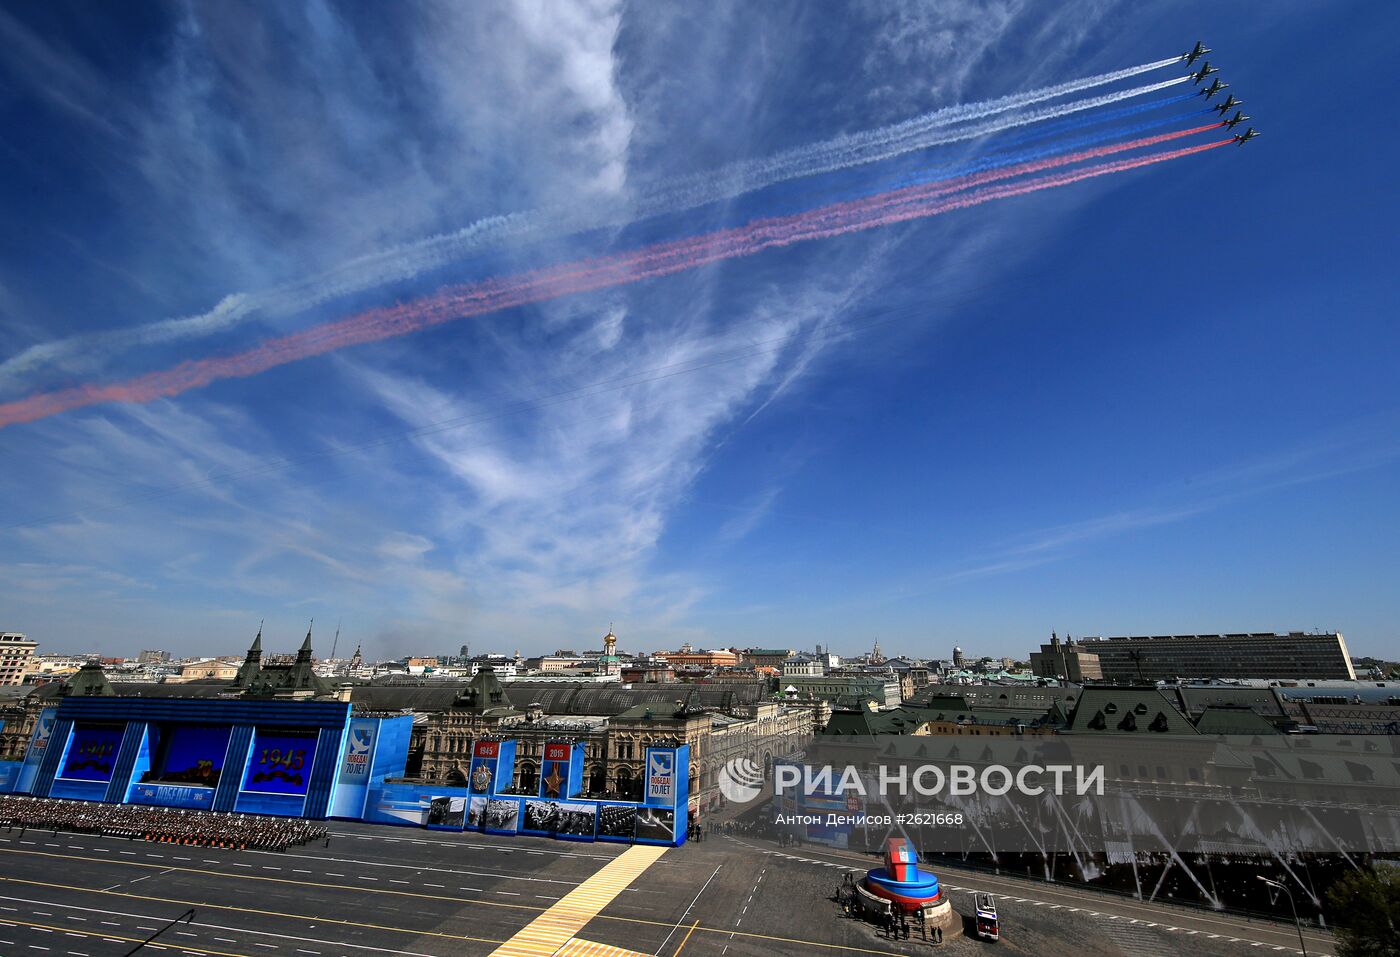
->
<box><xmin>0</xmin><ymin>59</ymin><xmax>1183</xmax><ymax>389</ymax></box>
<box><xmin>656</xmin><ymin>57</ymin><xmax>1183</xmax><ymax>201</ymax></box>
<box><xmin>647</xmin><ymin>75</ymin><xmax>1191</xmax><ymax>212</ymax></box>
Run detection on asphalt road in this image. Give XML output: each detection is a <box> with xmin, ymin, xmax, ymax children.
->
<box><xmin>0</xmin><ymin>821</ymin><xmax>1334</xmax><ymax>957</ymax></box>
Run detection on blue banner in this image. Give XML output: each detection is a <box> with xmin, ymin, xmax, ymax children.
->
<box><xmin>341</xmin><ymin>719</ymin><xmax>376</xmax><ymax>779</ymax></box>
<box><xmin>467</xmin><ymin>739</ymin><xmax>516</xmax><ymax>798</ymax></box>
<box><xmin>644</xmin><ymin>747</ymin><xmax>687</xmax><ymax>808</ymax></box>
<box><xmin>243</xmin><ymin>731</ymin><xmax>318</xmax><ymax>795</ymax></box>
<box><xmin>129</xmin><ymin>782</ymin><xmax>216</xmax><ymax>810</ymax></box>
<box><xmin>59</xmin><ymin>725</ymin><xmax>124</xmax><ymax>782</ymax></box>
<box><xmin>539</xmin><ymin>741</ymin><xmax>585</xmax><ymax>799</ymax></box>
<box><xmin>17</xmin><ymin>707</ymin><xmax>58</xmax><ymax>794</ymax></box>
<box><xmin>152</xmin><ymin>724</ymin><xmax>230</xmax><ymax>787</ymax></box>
<box><xmin>0</xmin><ymin>760</ymin><xmax>21</xmax><ymax>794</ymax></box>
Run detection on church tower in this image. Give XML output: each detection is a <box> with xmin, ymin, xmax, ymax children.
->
<box><xmin>598</xmin><ymin>625</ymin><xmax>620</xmax><ymax>675</ymax></box>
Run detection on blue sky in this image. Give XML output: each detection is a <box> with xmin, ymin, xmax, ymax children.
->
<box><xmin>0</xmin><ymin>1</ymin><xmax>1396</xmax><ymax>662</ymax></box>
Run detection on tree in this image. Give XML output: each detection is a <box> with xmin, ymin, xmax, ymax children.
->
<box><xmin>1326</xmin><ymin>865</ymin><xmax>1400</xmax><ymax>957</ymax></box>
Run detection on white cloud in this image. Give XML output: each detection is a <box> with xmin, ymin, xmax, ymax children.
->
<box><xmin>1</xmin><ymin>1</ymin><xmax>1158</xmax><ymax>656</ymax></box>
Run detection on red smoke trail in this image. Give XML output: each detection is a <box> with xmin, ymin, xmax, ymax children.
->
<box><xmin>0</xmin><ymin>134</ymin><xmax>1228</xmax><ymax>429</ymax></box>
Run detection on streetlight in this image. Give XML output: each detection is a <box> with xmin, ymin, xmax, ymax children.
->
<box><xmin>1257</xmin><ymin>875</ymin><xmax>1307</xmax><ymax>957</ymax></box>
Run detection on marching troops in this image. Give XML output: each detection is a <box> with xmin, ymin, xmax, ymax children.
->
<box><xmin>0</xmin><ymin>795</ymin><xmax>328</xmax><ymax>851</ymax></box>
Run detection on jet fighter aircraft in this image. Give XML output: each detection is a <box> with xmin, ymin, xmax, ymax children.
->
<box><xmin>1181</xmin><ymin>41</ymin><xmax>1211</xmax><ymax>67</ymax></box>
<box><xmin>1197</xmin><ymin>77</ymin><xmax>1228</xmax><ymax>100</ymax></box>
<box><xmin>1211</xmin><ymin>94</ymin><xmax>1242</xmax><ymax>115</ymax></box>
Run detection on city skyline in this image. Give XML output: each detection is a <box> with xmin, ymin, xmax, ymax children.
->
<box><xmin>2</xmin><ymin>4</ymin><xmax>1397</xmax><ymax>661</ymax></box>
<box><xmin>16</xmin><ymin>624</ymin><xmax>1387</xmax><ymax>674</ymax></box>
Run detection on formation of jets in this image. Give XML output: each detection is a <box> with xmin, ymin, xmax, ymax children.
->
<box><xmin>1179</xmin><ymin>41</ymin><xmax>1260</xmax><ymax>146</ymax></box>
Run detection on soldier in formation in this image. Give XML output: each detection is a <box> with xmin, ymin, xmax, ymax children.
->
<box><xmin>0</xmin><ymin>795</ymin><xmax>328</xmax><ymax>851</ymax></box>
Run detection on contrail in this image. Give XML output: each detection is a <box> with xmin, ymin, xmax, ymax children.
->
<box><xmin>994</xmin><ymin>91</ymin><xmax>1201</xmax><ymax>148</ymax></box>
<box><xmin>0</xmin><ymin>58</ymin><xmax>1184</xmax><ymax>389</ymax></box>
<box><xmin>749</xmin><ymin>92</ymin><xmax>1203</xmax><ymax>211</ymax></box>
<box><xmin>662</xmin><ymin>64</ymin><xmax>1187</xmax><ymax>202</ymax></box>
<box><xmin>655</xmin><ymin>76</ymin><xmax>1194</xmax><ymax>214</ymax></box>
<box><xmin>789</xmin><ymin>108</ymin><xmax>1206</xmax><ymax>212</ymax></box>
<box><xmin>0</xmin><ymin>127</ymin><xmax>1226</xmax><ymax>430</ymax></box>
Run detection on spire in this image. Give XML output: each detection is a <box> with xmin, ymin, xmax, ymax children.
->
<box><xmin>235</xmin><ymin>621</ymin><xmax>264</xmax><ymax>689</ymax></box>
<box><xmin>298</xmin><ymin>621</ymin><xmax>314</xmax><ymax>658</ymax></box>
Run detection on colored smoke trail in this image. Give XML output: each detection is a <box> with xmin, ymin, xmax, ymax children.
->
<box><xmin>0</xmin><ymin>134</ymin><xmax>1227</xmax><ymax>430</ymax></box>
<box><xmin>646</xmin><ymin>76</ymin><xmax>1193</xmax><ymax>213</ymax></box>
<box><xmin>796</xmin><ymin>110</ymin><xmax>1210</xmax><ymax>212</ymax></box>
<box><xmin>823</xmin><ymin>55</ymin><xmax>1183</xmax><ymax>146</ymax></box>
<box><xmin>995</xmin><ymin>91</ymin><xmax>1200</xmax><ymax>148</ymax></box>
<box><xmin>748</xmin><ymin>96</ymin><xmax>1204</xmax><ymax>214</ymax></box>
<box><xmin>0</xmin><ymin>60</ymin><xmax>1186</xmax><ymax>389</ymax></box>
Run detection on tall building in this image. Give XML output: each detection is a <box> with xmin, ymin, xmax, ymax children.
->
<box><xmin>0</xmin><ymin>633</ymin><xmax>37</xmax><ymax>686</ymax></box>
<box><xmin>1080</xmin><ymin>632</ymin><xmax>1355</xmax><ymax>683</ymax></box>
<box><xmin>1029</xmin><ymin>633</ymin><xmax>1103</xmax><ymax>682</ymax></box>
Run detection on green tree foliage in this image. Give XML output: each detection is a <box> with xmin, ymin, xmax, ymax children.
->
<box><xmin>1326</xmin><ymin>866</ymin><xmax>1400</xmax><ymax>957</ymax></box>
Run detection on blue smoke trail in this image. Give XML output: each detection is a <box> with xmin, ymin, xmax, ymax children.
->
<box><xmin>753</xmin><ymin>94</ymin><xmax>1206</xmax><ymax>214</ymax></box>
<box><xmin>991</xmin><ymin>92</ymin><xmax>1201</xmax><ymax>150</ymax></box>
<box><xmin>768</xmin><ymin>110</ymin><xmax>1213</xmax><ymax>217</ymax></box>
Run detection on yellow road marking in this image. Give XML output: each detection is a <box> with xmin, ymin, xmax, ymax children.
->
<box><xmin>0</xmin><ymin>847</ymin><xmax>914</xmax><ymax>955</ymax></box>
<box><xmin>0</xmin><ymin>845</ymin><xmax>541</xmax><ymax>913</ymax></box>
<box><xmin>0</xmin><ymin>875</ymin><xmax>506</xmax><ymax>947</ymax></box>
<box><xmin>0</xmin><ymin>915</ymin><xmax>253</xmax><ymax>957</ymax></box>
<box><xmin>670</xmin><ymin>920</ymin><xmax>701</xmax><ymax>956</ymax></box>
<box><xmin>488</xmin><ymin>844</ymin><xmax>667</xmax><ymax>957</ymax></box>
<box><xmin>554</xmin><ymin>938</ymin><xmax>655</xmax><ymax>957</ymax></box>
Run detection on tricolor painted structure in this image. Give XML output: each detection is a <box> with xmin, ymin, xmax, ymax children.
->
<box><xmin>363</xmin><ymin>739</ymin><xmax>691</xmax><ymax>846</ymax></box>
<box><xmin>863</xmin><ymin>838</ymin><xmax>943</xmax><ymax>912</ymax></box>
